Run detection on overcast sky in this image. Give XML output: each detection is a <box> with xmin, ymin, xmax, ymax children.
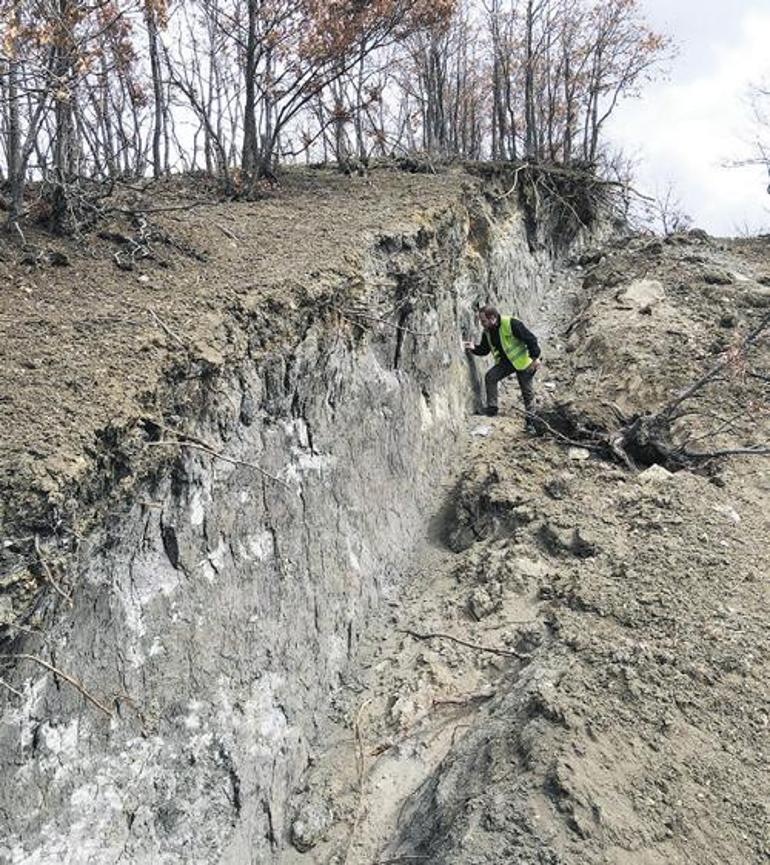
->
<box><xmin>606</xmin><ymin>0</ymin><xmax>770</xmax><ymax>235</ymax></box>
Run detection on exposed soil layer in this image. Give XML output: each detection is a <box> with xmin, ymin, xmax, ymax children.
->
<box><xmin>1</xmin><ymin>171</ymin><xmax>768</xmax><ymax>865</ymax></box>
<box><xmin>0</xmin><ymin>167</ymin><xmax>471</xmax><ymax>545</ymax></box>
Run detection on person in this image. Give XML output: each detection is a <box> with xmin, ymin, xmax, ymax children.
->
<box><xmin>463</xmin><ymin>305</ymin><xmax>542</xmax><ymax>430</ymax></box>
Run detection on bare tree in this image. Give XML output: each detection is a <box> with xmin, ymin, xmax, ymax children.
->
<box><xmin>0</xmin><ymin>0</ymin><xmax>672</xmax><ymax>231</ymax></box>
<box><xmin>649</xmin><ymin>179</ymin><xmax>692</xmax><ymax>236</ymax></box>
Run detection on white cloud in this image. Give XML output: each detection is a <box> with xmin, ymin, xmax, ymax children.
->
<box><xmin>608</xmin><ymin>5</ymin><xmax>770</xmax><ymax>235</ymax></box>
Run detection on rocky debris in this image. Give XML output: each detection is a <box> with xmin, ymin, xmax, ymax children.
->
<box><xmin>712</xmin><ymin>503</ymin><xmax>741</xmax><ymax>524</ymax></box>
<box><xmin>537</xmin><ymin>522</ymin><xmax>599</xmax><ymax>558</ymax></box>
<box><xmin>290</xmin><ymin>801</ymin><xmax>334</xmax><ymax>852</ymax></box>
<box><xmin>702</xmin><ymin>267</ymin><xmax>734</xmax><ymax>285</ymax></box>
<box><xmin>279</xmin><ymin>228</ymin><xmax>769</xmax><ymax>865</ymax></box>
<box><xmin>583</xmin><ymin>264</ymin><xmax>624</xmax><ymax>289</ymax></box>
<box><xmin>468</xmin><ymin>582</ymin><xmax>503</xmax><ymax>620</ymax></box>
<box><xmin>19</xmin><ymin>247</ymin><xmax>71</xmax><ymax>267</ymax></box>
<box><xmin>615</xmin><ymin>277</ymin><xmax>666</xmax><ymax>313</ymax></box>
<box><xmin>720</xmin><ymin>310</ymin><xmax>738</xmax><ymax>327</ymax></box>
<box><xmin>375</xmin><ymin>410</ymin><xmax>769</xmax><ymax>865</ymax></box>
<box><xmin>544</xmin><ymin>474</ymin><xmax>572</xmax><ymax>499</ymax></box>
<box><xmin>637</xmin><ymin>463</ymin><xmax>674</xmax><ymax>484</ymax></box>
<box><xmin>511</xmin><ymin>555</ymin><xmax>549</xmax><ymax>580</ymax></box>
<box><xmin>567</xmin><ymin>446</ymin><xmax>591</xmax><ymax>461</ymax></box>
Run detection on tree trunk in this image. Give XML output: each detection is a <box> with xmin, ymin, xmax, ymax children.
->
<box><xmin>524</xmin><ymin>0</ymin><xmax>536</xmax><ymax>159</ymax></box>
<box><xmin>146</xmin><ymin>4</ymin><xmax>165</xmax><ymax>178</ymax></box>
<box><xmin>6</xmin><ymin>0</ymin><xmax>23</xmax><ymax>227</ymax></box>
<box><xmin>241</xmin><ymin>0</ymin><xmax>258</xmax><ymax>176</ymax></box>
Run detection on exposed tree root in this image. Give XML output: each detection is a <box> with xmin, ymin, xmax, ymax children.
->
<box><xmin>520</xmin><ymin>312</ymin><xmax>770</xmax><ymax>471</ymax></box>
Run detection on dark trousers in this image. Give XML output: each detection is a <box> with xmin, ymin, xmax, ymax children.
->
<box><xmin>485</xmin><ymin>360</ymin><xmax>536</xmax><ymax>412</ymax></box>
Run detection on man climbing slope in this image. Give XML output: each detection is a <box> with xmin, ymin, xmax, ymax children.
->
<box><xmin>463</xmin><ymin>305</ymin><xmax>542</xmax><ymax>430</ymax></box>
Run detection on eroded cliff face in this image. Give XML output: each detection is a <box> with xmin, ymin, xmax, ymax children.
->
<box><xmin>0</xmin><ymin>179</ymin><xmax>566</xmax><ymax>864</ymax></box>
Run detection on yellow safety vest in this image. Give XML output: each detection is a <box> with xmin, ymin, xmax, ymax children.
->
<box><xmin>484</xmin><ymin>316</ymin><xmax>532</xmax><ymax>370</ymax></box>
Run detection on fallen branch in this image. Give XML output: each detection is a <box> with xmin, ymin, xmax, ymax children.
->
<box><xmin>506</xmin><ymin>404</ymin><xmax>608</xmax><ymax>453</ymax></box>
<box><xmin>399</xmin><ymin>628</ymin><xmax>529</xmax><ymax>661</ymax></box>
<box><xmin>432</xmin><ymin>689</ymin><xmax>496</xmax><ymax>708</ymax></box>
<box><xmin>147</xmin><ymin>438</ymin><xmax>292</xmax><ymax>489</ymax></box>
<box><xmin>533</xmin><ymin>312</ymin><xmax>770</xmax><ymax>471</ymax></box>
<box><xmin>748</xmin><ymin>370</ymin><xmax>770</xmax><ymax>383</ymax></box>
<box><xmin>34</xmin><ymin>535</ymin><xmax>73</xmax><ymax>605</ymax></box>
<box><xmin>681</xmin><ymin>445</ymin><xmax>770</xmax><ymax>459</ymax></box>
<box><xmin>1</xmin><ymin>653</ymin><xmax>113</xmax><ymax>717</ymax></box>
<box><xmin>148</xmin><ymin>308</ymin><xmax>188</xmax><ymax>352</ymax></box>
<box><xmin>343</xmin><ymin>697</ymin><xmax>373</xmax><ymax>865</ymax></box>
<box><xmin>331</xmin><ymin>304</ymin><xmax>435</xmax><ymax>337</ymax></box>
<box><xmin>0</xmin><ymin>676</ymin><xmax>23</xmax><ymax>699</ymax></box>
<box><xmin>660</xmin><ymin>311</ymin><xmax>770</xmax><ymax>419</ymax></box>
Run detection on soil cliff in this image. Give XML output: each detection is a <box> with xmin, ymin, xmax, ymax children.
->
<box><xmin>1</xmin><ymin>168</ymin><xmax>768</xmax><ymax>865</ymax></box>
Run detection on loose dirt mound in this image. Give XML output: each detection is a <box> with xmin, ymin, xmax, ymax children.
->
<box><xmin>283</xmin><ymin>231</ymin><xmax>770</xmax><ymax>865</ymax></box>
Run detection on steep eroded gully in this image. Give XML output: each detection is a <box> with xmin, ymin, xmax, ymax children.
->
<box><xmin>0</xmin><ymin>172</ymin><xmax>575</xmax><ymax>865</ymax></box>
<box><xmin>280</xmin><ymin>234</ymin><xmax>770</xmax><ymax>865</ymax></box>
<box><xmin>278</xmin><ymin>265</ymin><xmax>582</xmax><ymax>865</ymax></box>
<box><xmin>4</xmin><ymin>174</ymin><xmax>766</xmax><ymax>865</ymax></box>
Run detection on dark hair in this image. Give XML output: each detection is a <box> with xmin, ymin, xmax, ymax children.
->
<box><xmin>479</xmin><ymin>305</ymin><xmax>500</xmax><ymax>321</ymax></box>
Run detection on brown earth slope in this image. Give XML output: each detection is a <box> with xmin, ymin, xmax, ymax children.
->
<box><xmin>0</xmin><ymin>168</ymin><xmax>470</xmax><ymax>539</ymax></box>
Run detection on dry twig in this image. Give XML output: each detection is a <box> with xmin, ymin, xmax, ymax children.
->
<box><xmin>432</xmin><ymin>690</ymin><xmax>496</xmax><ymax>708</ymax></box>
<box><xmin>148</xmin><ymin>308</ymin><xmax>188</xmax><ymax>351</ymax></box>
<box><xmin>214</xmin><ymin>222</ymin><xmax>240</xmax><ymax>241</ymax></box>
<box><xmin>147</xmin><ymin>438</ymin><xmax>292</xmax><ymax>489</ymax></box>
<box><xmin>1</xmin><ymin>654</ymin><xmax>113</xmax><ymax>717</ymax></box>
<box><xmin>0</xmin><ymin>676</ymin><xmax>23</xmax><ymax>699</ymax></box>
<box><xmin>399</xmin><ymin>628</ymin><xmax>529</xmax><ymax>661</ymax></box>
<box><xmin>34</xmin><ymin>535</ymin><xmax>72</xmax><ymax>605</ymax></box>
<box><xmin>343</xmin><ymin>697</ymin><xmax>373</xmax><ymax>865</ymax></box>
<box><xmin>681</xmin><ymin>445</ymin><xmax>770</xmax><ymax>459</ymax></box>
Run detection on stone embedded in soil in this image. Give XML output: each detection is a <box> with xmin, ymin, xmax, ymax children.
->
<box><xmin>637</xmin><ymin>464</ymin><xmax>674</xmax><ymax>484</ymax></box>
<box><xmin>389</xmin><ymin>689</ymin><xmax>432</xmax><ymax>731</ymax></box>
<box><xmin>544</xmin><ymin>475</ymin><xmax>571</xmax><ymax>499</ymax></box>
<box><xmin>713</xmin><ymin>504</ymin><xmax>741</xmax><ymax>524</ymax></box>
<box><xmin>720</xmin><ymin>312</ymin><xmax>738</xmax><ymax>327</ymax></box>
<box><xmin>703</xmin><ymin>268</ymin><xmax>734</xmax><ymax>285</ymax></box>
<box><xmin>290</xmin><ymin>801</ymin><xmax>334</xmax><ymax>852</ymax></box>
<box><xmin>616</xmin><ymin>278</ymin><xmax>665</xmax><ymax>311</ymax></box>
<box><xmin>569</xmin><ymin>528</ymin><xmax>598</xmax><ymax>558</ymax></box>
<box><xmin>468</xmin><ymin>584</ymin><xmax>502</xmax><ymax>620</ymax></box>
<box><xmin>512</xmin><ymin>556</ymin><xmax>549</xmax><ymax>579</ymax></box>
<box><xmin>567</xmin><ymin>447</ymin><xmax>591</xmax><ymax>461</ymax></box>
